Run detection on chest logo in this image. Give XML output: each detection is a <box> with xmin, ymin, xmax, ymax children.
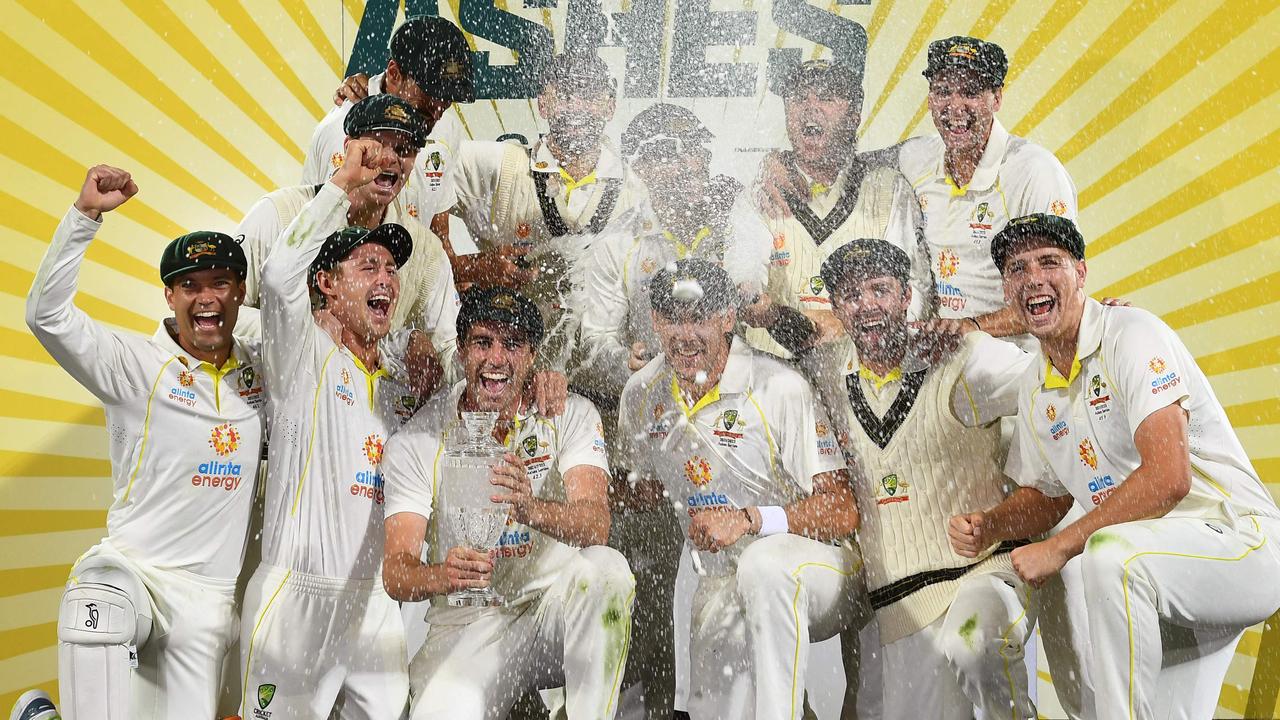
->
<box><xmin>429</xmin><ymin>151</ymin><xmax>443</xmax><ymax>171</ymax></box>
<box><xmin>1046</xmin><ymin>404</ymin><xmax>1057</xmax><ymax>422</ymax></box>
<box><xmin>974</xmin><ymin>202</ymin><xmax>991</xmax><ymax>223</ymax></box>
<box><xmin>521</xmin><ymin>435</ymin><xmax>539</xmax><ymax>457</ymax></box>
<box><xmin>881</xmin><ymin>473</ymin><xmax>899</xmax><ymax>496</ymax></box>
<box><xmin>330</xmin><ymin>152</ymin><xmax>344</xmax><ymax>169</ymax></box>
<box><xmin>515</xmin><ymin>222</ymin><xmax>532</xmax><ymax>239</ymax></box>
<box><xmin>938</xmin><ymin>250</ymin><xmax>959</xmax><ymax>279</ymax></box>
<box><xmin>1148</xmin><ymin>357</ymin><xmax>1166</xmax><ymax>374</ymax></box>
<box><xmin>809</xmin><ymin>276</ymin><xmax>825</xmax><ymax>295</ymax></box>
<box><xmin>239</xmin><ymin>366</ymin><xmax>256</xmax><ymax>390</ymax></box>
<box><xmin>209</xmin><ymin>423</ymin><xmax>241</xmax><ymax>457</ymax></box>
<box><xmin>722</xmin><ymin>410</ymin><xmax>739</xmax><ymax>431</ymax></box>
<box><xmin>1078</xmin><ymin>438</ymin><xmax>1098</xmax><ymax>470</ymax></box>
<box><xmin>178</xmin><ymin>370</ymin><xmax>195</xmax><ymax>387</ymax></box>
<box><xmin>1050</xmin><ymin>200</ymin><xmax>1068</xmax><ymax>216</ymax></box>
<box><xmin>641</xmin><ymin>257</ymin><xmax>656</xmax><ymax>274</ymax></box>
<box><xmin>684</xmin><ymin>456</ymin><xmax>712</xmax><ymax>487</ymax></box>
<box><xmin>363</xmin><ymin>434</ymin><xmax>384</xmax><ymax>466</ymax></box>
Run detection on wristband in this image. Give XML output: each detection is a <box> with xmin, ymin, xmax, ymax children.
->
<box><xmin>757</xmin><ymin>505</ymin><xmax>789</xmax><ymax>537</ymax></box>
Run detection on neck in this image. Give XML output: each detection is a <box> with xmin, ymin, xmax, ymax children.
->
<box><xmin>1042</xmin><ymin>304</ymin><xmax>1085</xmax><ymax>379</ymax></box>
<box><xmin>676</xmin><ymin>368</ymin><xmax>722</xmax><ymax>404</ymax></box>
<box><xmin>943</xmin><ymin>122</ymin><xmax>993</xmax><ymax>188</ymax></box>
<box><xmin>346</xmin><ymin>200</ymin><xmax>386</xmax><ymax>229</ymax></box>
<box><xmin>655</xmin><ymin>199</ymin><xmax>704</xmax><ymax>240</ymax></box>
<box><xmin>796</xmin><ymin>148</ymin><xmax>853</xmax><ymax>187</ymax></box>
<box><xmin>176</xmin><ymin>336</ymin><xmax>231</xmax><ymax>369</ymax></box>
<box><xmin>547</xmin><ymin>135</ymin><xmax>600</xmax><ymax>181</ymax></box>
<box><xmin>859</xmin><ymin>346</ymin><xmax>905</xmax><ymax>380</ymax></box>
<box><xmin>342</xmin><ymin>328</ymin><xmax>380</xmax><ymax>371</ymax></box>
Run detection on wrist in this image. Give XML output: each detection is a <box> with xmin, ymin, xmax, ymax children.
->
<box><xmin>73</xmin><ymin>201</ymin><xmax>101</xmax><ymax>221</ymax></box>
<box><xmin>969</xmin><ymin>316</ymin><xmax>982</xmax><ymax>332</ymax></box>
<box><xmin>743</xmin><ymin>506</ymin><xmax>762</xmax><ymax>535</ymax></box>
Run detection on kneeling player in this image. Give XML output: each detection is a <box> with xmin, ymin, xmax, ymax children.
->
<box><xmin>381</xmin><ymin>286</ymin><xmax>634</xmax><ymax>719</ymax></box>
<box><xmin>812</xmin><ymin>240</ymin><xmax>1037</xmax><ymax>718</ymax></box>
<box><xmin>616</xmin><ymin>260</ymin><xmax>863</xmax><ymax>720</ymax></box>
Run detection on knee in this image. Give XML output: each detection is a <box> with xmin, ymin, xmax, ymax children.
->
<box><xmin>1080</xmin><ymin>527</ymin><xmax>1142</xmax><ymax>591</ymax></box>
<box><xmin>577</xmin><ymin>545</ymin><xmax>636</xmax><ymax>596</ymax></box>
<box><xmin>735</xmin><ymin>535</ymin><xmax>797</xmax><ymax>603</ymax></box>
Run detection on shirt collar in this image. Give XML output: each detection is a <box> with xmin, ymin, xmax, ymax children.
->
<box><xmin>1040</xmin><ymin>297</ymin><xmax>1104</xmax><ymax>390</ymax></box>
<box><xmin>940</xmin><ymin>117</ymin><xmax>1009</xmax><ymax>194</ymax></box>
<box><xmin>530</xmin><ymin>135</ymin><xmax>625</xmax><ymax>180</ymax></box>
<box><xmin>152</xmin><ymin>320</ymin><xmax>246</xmax><ymax>371</ymax></box>
<box><xmin>666</xmin><ymin>336</ymin><xmax>753</xmax><ymax>415</ymax></box>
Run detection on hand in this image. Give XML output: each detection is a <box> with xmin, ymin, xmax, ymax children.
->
<box><xmin>405</xmin><ymin>329</ymin><xmax>445</xmax><ymax>398</ymax></box>
<box><xmin>532</xmin><ymin>370</ymin><xmax>567</xmax><ymax>417</ymax></box>
<box><xmin>910</xmin><ymin>317</ymin><xmax>972</xmax><ymax>363</ymax></box>
<box><xmin>753</xmin><ymin>150</ymin><xmax>804</xmax><ymax>220</ymax></box>
<box><xmin>1100</xmin><ymin>296</ymin><xmax>1132</xmax><ymax>307</ymax></box>
<box><xmin>74</xmin><ymin>165</ymin><xmax>139</xmax><ymax>220</ymax></box>
<box><xmin>1011</xmin><ymin>539</ymin><xmax>1071</xmax><ymax>588</ymax></box>
<box><xmin>457</xmin><ymin>246</ymin><xmax>537</xmax><ymax>287</ymax></box>
<box><xmin>627</xmin><ymin>342</ymin><xmax>651</xmax><ymax>372</ymax></box>
<box><xmin>333</xmin><ymin>73</ymin><xmax>371</xmax><ymax>106</ymax></box>
<box><xmin>313</xmin><ymin>307</ymin><xmax>343</xmax><ymax>344</ymax></box>
<box><xmin>443</xmin><ymin>546</ymin><xmax>493</xmax><ymax>591</ymax></box>
<box><xmin>490</xmin><ymin>452</ymin><xmax>536</xmax><ymax>524</ymax></box>
<box><xmin>948</xmin><ymin>512</ymin><xmax>990</xmax><ymax>558</ymax></box>
<box><xmin>738</xmin><ymin>293</ymin><xmax>779</xmax><ymax>329</ymax></box>
<box><xmin>688</xmin><ymin>507</ymin><xmax>752</xmax><ymax>553</ymax></box>
<box><xmin>330</xmin><ymin>138</ymin><xmax>396</xmax><ymax>193</ymax></box>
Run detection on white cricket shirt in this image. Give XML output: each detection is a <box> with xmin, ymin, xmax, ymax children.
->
<box><xmin>27</xmin><ymin>208</ymin><xmax>266</xmax><ymax>580</ymax></box>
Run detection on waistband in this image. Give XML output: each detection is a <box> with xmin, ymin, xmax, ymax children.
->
<box><xmin>868</xmin><ymin>540</ymin><xmax>1024</xmax><ymax>611</ymax></box>
<box><xmin>255</xmin><ymin>563</ymin><xmax>385</xmax><ymax>595</ymax></box>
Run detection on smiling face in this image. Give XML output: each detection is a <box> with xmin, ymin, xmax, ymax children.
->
<box><xmin>651</xmin><ymin>308</ymin><xmax>735</xmax><ymax>387</ymax></box>
<box><xmin>345</xmin><ymin>130</ymin><xmax>420</xmax><ymax>209</ymax></box>
<box><xmin>538</xmin><ymin>84</ymin><xmax>615</xmax><ymax>157</ymax></box>
<box><xmin>460</xmin><ymin>321</ymin><xmax>536</xmax><ymax>412</ymax></box>
<box><xmin>632</xmin><ymin>141</ymin><xmax>711</xmax><ymax>222</ymax></box>
<box><xmin>830</xmin><ymin>274</ymin><xmax>911</xmax><ymax>367</ymax></box>
<box><xmin>315</xmin><ymin>242</ymin><xmax>401</xmax><ymax>343</ymax></box>
<box><xmin>784</xmin><ymin>89</ymin><xmax>860</xmax><ymax>167</ymax></box>
<box><xmin>165</xmin><ymin>268</ymin><xmax>244</xmax><ymax>359</ymax></box>
<box><xmin>384</xmin><ymin>61</ymin><xmax>451</xmax><ymax>131</ymax></box>
<box><xmin>927</xmin><ymin>68</ymin><xmax>1002</xmax><ymax>158</ymax></box>
<box><xmin>1001</xmin><ymin>239</ymin><xmax>1088</xmax><ymax>344</ymax></box>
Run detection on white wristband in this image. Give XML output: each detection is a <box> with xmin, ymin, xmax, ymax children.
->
<box><xmin>758</xmin><ymin>505</ymin><xmax>789</xmax><ymax>537</ymax></box>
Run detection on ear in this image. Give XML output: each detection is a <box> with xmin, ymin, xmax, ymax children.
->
<box><xmin>234</xmin><ymin>280</ymin><xmax>247</xmax><ymax>305</ymax></box>
<box><xmin>164</xmin><ymin>285</ymin><xmax>176</xmax><ymax>312</ymax></box>
<box><xmin>991</xmin><ymin>87</ymin><xmax>1004</xmax><ymax>112</ymax></box>
<box><xmin>384</xmin><ymin>61</ymin><xmax>401</xmax><ymax>93</ymax></box>
<box><xmin>315</xmin><ymin>268</ymin><xmax>337</xmax><ymax>302</ymax></box>
<box><xmin>902</xmin><ymin>284</ymin><xmax>913</xmax><ymax>305</ymax></box>
<box><xmin>536</xmin><ymin>90</ymin><xmax>551</xmax><ymax>121</ymax></box>
<box><xmin>720</xmin><ymin>308</ymin><xmax>737</xmax><ymax>333</ymax></box>
<box><xmin>1076</xmin><ymin>259</ymin><xmax>1088</xmax><ymax>289</ymax></box>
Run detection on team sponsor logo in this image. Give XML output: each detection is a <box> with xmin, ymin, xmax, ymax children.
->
<box><xmin>209</xmin><ymin>423</ymin><xmax>241</xmax><ymax>457</ymax></box>
<box><xmin>684</xmin><ymin>456</ymin><xmax>713</xmax><ymax>487</ymax></box>
<box><xmin>770</xmin><ymin>234</ymin><xmax>790</xmax><ymax>266</ymax></box>
<box><xmin>253</xmin><ymin>682</ymin><xmax>276</xmax><ymax>718</ymax></box>
<box><xmin>815</xmin><ymin>420</ymin><xmax>838</xmax><ymax>456</ymax></box>
<box><xmin>1050</xmin><ymin>200</ymin><xmax>1068</xmax><ymax>216</ymax></box>
<box><xmin>407</xmin><ymin>203</ymin><xmax>419</xmax><ymax>218</ymax></box>
<box><xmin>1045</xmin><ymin>404</ymin><xmax>1057</xmax><ymax>422</ymax></box>
<box><xmin>341</xmin><ymin>368</ymin><xmax>352</xmax><ymax>385</ymax></box>
<box><xmin>877</xmin><ymin>473</ymin><xmax>910</xmax><ymax>505</ymax></box>
<box><xmin>918</xmin><ymin>194</ymin><xmax>928</xmax><ymax>211</ymax></box>
<box><xmin>647</xmin><ymin>403</ymin><xmax>672</xmax><ymax>438</ymax></box>
<box><xmin>1147</xmin><ymin>357</ymin><xmax>1181</xmax><ymax>395</ymax></box>
<box><xmin>330</xmin><ymin>152</ymin><xmax>344</xmax><ymax>169</ymax></box>
<box><xmin>363</xmin><ymin>434</ymin><xmax>384</xmax><ymax>466</ymax></box>
<box><xmin>167</xmin><ymin>366</ymin><xmax>198</xmax><ymax>407</ymax></box>
<box><xmin>522</xmin><ymin>435</ymin><xmax>539</xmax><ymax>457</ymax></box>
<box><xmin>1078</xmin><ymin>438</ymin><xmax>1097</xmax><ymax>469</ymax></box>
<box><xmin>1049</xmin><ymin>410</ymin><xmax>1070</xmax><ymax>440</ymax></box>
<box><xmin>335</xmin><ymin>368</ymin><xmax>355</xmax><ymax>406</ymax></box>
<box><xmin>592</xmin><ymin>422</ymin><xmax>607</xmax><ymax>453</ymax></box>
<box><xmin>352</xmin><ymin>437</ymin><xmax>385</xmax><ymax>504</ymax></box>
<box><xmin>937</xmin><ymin>250</ymin><xmax>959</xmax><ymax>279</ymax></box>
<box><xmin>178</xmin><ymin>370</ymin><xmax>195</xmax><ymax>387</ymax></box>
<box><xmin>815</xmin><ymin>420</ymin><xmax>827</xmax><ymax>436</ymax></box>
<box><xmin>1088</xmin><ymin>473</ymin><xmax>1116</xmax><ymax>505</ymax></box>
<box><xmin>1088</xmin><ymin>374</ymin><xmax>1112</xmax><ymax>418</ymax></box>
<box><xmin>641</xmin><ymin>257</ymin><xmax>657</xmax><ymax>274</ymax></box>
<box><xmin>494</xmin><ymin>516</ymin><xmax>534</xmax><ymax>558</ymax></box>
<box><xmin>192</xmin><ymin>444</ymin><xmax>244</xmax><ymax>492</ymax></box>
<box><xmin>85</xmin><ymin>601</ymin><xmax>99</xmax><ymax>629</ymax></box>
<box><xmin>515</xmin><ymin>222</ymin><xmax>532</xmax><ymax>239</ymax></box>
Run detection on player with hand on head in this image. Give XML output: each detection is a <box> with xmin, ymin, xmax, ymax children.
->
<box><xmin>27</xmin><ymin>165</ymin><xmax>264</xmax><ymax>719</ymax></box>
<box><xmin>951</xmin><ymin>214</ymin><xmax>1280</xmax><ymax>720</ymax></box>
<box><xmin>617</xmin><ymin>259</ymin><xmax>863</xmax><ymax>720</ymax></box>
<box><xmin>380</xmin><ymin>286</ymin><xmax>633</xmax><ymax>720</ymax></box>
<box><xmin>238</xmin><ymin>139</ymin><xmax>423</xmax><ymax>718</ymax></box>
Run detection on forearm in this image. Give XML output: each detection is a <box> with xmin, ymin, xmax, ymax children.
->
<box><xmin>383</xmin><ymin>551</ymin><xmax>451</xmax><ymax>602</ymax></box>
<box><xmin>1051</xmin><ymin>464</ymin><xmax>1187</xmax><ymax>559</ymax></box>
<box><xmin>780</xmin><ymin>490</ymin><xmax>858</xmax><ymax>542</ymax></box>
<box><xmin>973</xmin><ymin>305</ymin><xmax>1028</xmax><ymax>337</ymax></box>
<box><xmin>983</xmin><ymin>487</ymin><xmax>1073</xmax><ymax>544</ymax></box>
<box><xmin>525</xmin><ymin>497</ymin><xmax>611</xmax><ymax>547</ymax></box>
<box><xmin>28</xmin><ymin>207</ymin><xmax>97</xmax><ymax>339</ymax></box>
<box><xmin>261</xmin><ymin>182</ymin><xmax>348</xmax><ymax>300</ymax></box>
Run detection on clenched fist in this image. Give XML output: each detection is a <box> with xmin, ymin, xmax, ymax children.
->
<box><xmin>331</xmin><ymin>138</ymin><xmax>397</xmax><ymax>193</ymax></box>
<box><xmin>948</xmin><ymin>511</ymin><xmax>990</xmax><ymax>558</ymax></box>
<box><xmin>74</xmin><ymin>165</ymin><xmax>138</xmax><ymax>220</ymax></box>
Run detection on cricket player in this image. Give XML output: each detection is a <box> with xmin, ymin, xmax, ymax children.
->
<box><xmin>380</xmin><ymin>286</ymin><xmax>634</xmax><ymax>719</ymax></box>
<box><xmin>746</xmin><ymin>60</ymin><xmax>934</xmax><ymax>357</ymax></box>
<box><xmin>28</xmin><ymin>165</ymin><xmax>264</xmax><ymax>719</ymax></box>
<box><xmin>811</xmin><ymin>239</ymin><xmax>1037</xmax><ymax>718</ymax></box>
<box><xmin>948</xmin><ymin>214</ymin><xmax>1280</xmax><ymax>719</ymax></box>
<box><xmin>240</xmin><ymin>94</ymin><xmax>458</xmax><ymax>381</ymax></box>
<box><xmin>616</xmin><ymin>259</ymin><xmax>863</xmax><ymax>720</ymax></box>
<box><xmin>239</xmin><ymin>140</ymin><xmax>420</xmax><ymax>717</ymax></box>
<box><xmin>303</xmin><ymin>16</ymin><xmax>474</xmax><ymax>244</ymax></box>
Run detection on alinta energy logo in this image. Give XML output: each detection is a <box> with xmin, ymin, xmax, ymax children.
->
<box><xmin>193</xmin><ymin>423</ymin><xmax>244</xmax><ymax>492</ymax></box>
<box><xmin>209</xmin><ymin>423</ymin><xmax>241</xmax><ymax>457</ymax></box>
<box><xmin>684</xmin><ymin>456</ymin><xmax>712</xmax><ymax>487</ymax></box>
<box><xmin>363</xmin><ymin>434</ymin><xmax>384</xmax><ymax>466</ymax></box>
<box><xmin>938</xmin><ymin>250</ymin><xmax>959</xmax><ymax>279</ymax></box>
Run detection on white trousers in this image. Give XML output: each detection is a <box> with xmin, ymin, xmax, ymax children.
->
<box><xmin>409</xmin><ymin>545</ymin><xmax>635</xmax><ymax>720</ymax></box>
<box><xmin>1081</xmin><ymin>514</ymin><xmax>1280</xmax><ymax>720</ymax></box>
<box><xmin>64</xmin><ymin>543</ymin><xmax>239</xmax><ymax>720</ymax></box>
<box><xmin>238</xmin><ymin>564</ymin><xmax>408</xmax><ymax>720</ymax></box>
<box><xmin>690</xmin><ymin>534</ymin><xmax>864</xmax><ymax>720</ymax></box>
<box><xmin>1035</xmin><ymin>503</ymin><xmax>1094</xmax><ymax>719</ymax></box>
<box><xmin>872</xmin><ymin>569</ymin><xmax>1036</xmax><ymax>720</ymax></box>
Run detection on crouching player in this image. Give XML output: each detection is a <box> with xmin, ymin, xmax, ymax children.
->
<box><xmin>380</xmin><ymin>286</ymin><xmax>634</xmax><ymax>719</ymax></box>
<box><xmin>616</xmin><ymin>259</ymin><xmax>863</xmax><ymax>720</ymax></box>
<box><xmin>28</xmin><ymin>166</ymin><xmax>264</xmax><ymax>718</ymax></box>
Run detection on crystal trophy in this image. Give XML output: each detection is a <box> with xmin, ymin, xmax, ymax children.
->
<box><xmin>442</xmin><ymin>411</ymin><xmax>507</xmax><ymax>607</ymax></box>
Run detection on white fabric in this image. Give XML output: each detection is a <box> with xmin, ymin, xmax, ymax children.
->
<box><xmin>381</xmin><ymin>383</ymin><xmax>610</xmax><ymax>624</ymax></box>
<box><xmin>898</xmin><ymin>119</ymin><xmax>1078</xmax><ymax>321</ymax></box>
<box><xmin>27</xmin><ymin>207</ymin><xmax>265</xmax><ymax>580</ymax></box>
<box><xmin>62</xmin><ymin>541</ymin><xmax>237</xmax><ymax>720</ymax></box>
<box><xmin>617</xmin><ymin>338</ymin><xmax>845</xmax><ymax>578</ymax></box>
<box><xmin>577</xmin><ymin>196</ymin><xmax>772</xmax><ymax>399</ymax></box>
<box><xmin>302</xmin><ymin>72</ymin><xmax>464</xmax><ymax>220</ymax></box>
<box><xmin>234</xmin><ymin>183</ymin><xmax>460</xmax><ymax>377</ymax></box>
<box><xmin>407</xmin><ymin>545</ymin><xmax>635</xmax><ymax>720</ymax></box>
<box><xmin>1006</xmin><ymin>299</ymin><xmax>1280</xmax><ymax>522</ymax></box>
<box><xmin>1081</xmin><ymin>515</ymin><xmax>1280</xmax><ymax>720</ymax></box>
<box><xmin>256</xmin><ymin>182</ymin><xmax>417</xmax><ymax>580</ymax></box>
<box><xmin>238</xmin><ymin>564</ymin><xmax>408</xmax><ymax>720</ymax></box>
<box><xmin>734</xmin><ymin>534</ymin><xmax>864</xmax><ymax>720</ymax></box>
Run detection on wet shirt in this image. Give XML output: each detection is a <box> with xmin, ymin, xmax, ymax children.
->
<box><xmin>27</xmin><ymin>207</ymin><xmax>266</xmax><ymax>580</ymax></box>
<box><xmin>617</xmin><ymin>338</ymin><xmax>845</xmax><ymax>577</ymax></box>
<box><xmin>381</xmin><ymin>383</ymin><xmax>609</xmax><ymax>623</ymax></box>
<box><xmin>1006</xmin><ymin>299</ymin><xmax>1279</xmax><ymax>522</ymax></box>
<box><xmin>257</xmin><ymin>183</ymin><xmax>418</xmax><ymax>580</ymax></box>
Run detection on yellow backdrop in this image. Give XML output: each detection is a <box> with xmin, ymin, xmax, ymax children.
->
<box><xmin>0</xmin><ymin>0</ymin><xmax>1276</xmax><ymax>717</ymax></box>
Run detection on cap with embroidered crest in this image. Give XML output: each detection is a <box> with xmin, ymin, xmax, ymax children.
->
<box><xmin>776</xmin><ymin>59</ymin><xmax>863</xmax><ymax>102</ymax></box>
<box><xmin>160</xmin><ymin>231</ymin><xmax>248</xmax><ymax>285</ymax></box>
<box><xmin>539</xmin><ymin>51</ymin><xmax>616</xmax><ymax>98</ymax></box>
<box><xmin>621</xmin><ymin>103</ymin><xmax>714</xmax><ymax>158</ymax></box>
<box><xmin>648</xmin><ymin>259</ymin><xmax>737</xmax><ymax>318</ymax></box>
<box><xmin>456</xmin><ymin>286</ymin><xmax>545</xmax><ymax>348</ymax></box>
<box><xmin>923</xmin><ymin>36</ymin><xmax>1008</xmax><ymax>88</ymax></box>
<box><xmin>309</xmin><ymin>224</ymin><xmax>413</xmax><ymax>288</ymax></box>
<box><xmin>389</xmin><ymin>16</ymin><xmax>476</xmax><ymax>104</ymax></box>
<box><xmin>991</xmin><ymin>213</ymin><xmax>1085</xmax><ymax>273</ymax></box>
<box><xmin>342</xmin><ymin>94</ymin><xmax>429</xmax><ymax>148</ymax></box>
<box><xmin>820</xmin><ymin>239</ymin><xmax>911</xmax><ymax>295</ymax></box>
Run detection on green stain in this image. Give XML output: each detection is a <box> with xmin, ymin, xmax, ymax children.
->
<box><xmin>1087</xmin><ymin>530</ymin><xmax>1128</xmax><ymax>551</ymax></box>
<box><xmin>579</xmin><ymin>580</ymin><xmax>590</xmax><ymax>593</ymax></box>
<box><xmin>601</xmin><ymin>594</ymin><xmax>632</xmax><ymax>696</ymax></box>
<box><xmin>958</xmin><ymin>614</ymin><xmax>979</xmax><ymax>650</ymax></box>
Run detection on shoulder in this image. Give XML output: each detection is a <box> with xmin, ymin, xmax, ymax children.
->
<box><xmin>622</xmin><ymin>357</ymin><xmax>666</xmax><ymax>400</ymax></box>
<box><xmin>559</xmin><ymin>393</ymin><xmax>602</xmax><ymax>424</ymax></box>
<box><xmin>858</xmin><ymin>143</ymin><xmax>905</xmax><ymax>173</ymax></box>
<box><xmin>896</xmin><ymin>135</ymin><xmax>943</xmax><ymax>180</ymax></box>
<box><xmin>1003</xmin><ymin>135</ymin><xmax>1068</xmax><ymax>175</ymax></box>
<box><xmin>1101</xmin><ymin>305</ymin><xmax>1178</xmax><ymax>351</ymax></box>
<box><xmin>749</xmin><ymin>350</ymin><xmax>813</xmax><ymax>398</ymax></box>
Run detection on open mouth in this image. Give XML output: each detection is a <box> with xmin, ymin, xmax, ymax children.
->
<box><xmin>479</xmin><ymin>371</ymin><xmax>510</xmax><ymax>395</ymax></box>
<box><xmin>367</xmin><ymin>293</ymin><xmax>392</xmax><ymax>319</ymax></box>
<box><xmin>940</xmin><ymin>116</ymin><xmax>974</xmax><ymax>142</ymax></box>
<box><xmin>801</xmin><ymin>121</ymin><xmax>825</xmax><ymax>138</ymax></box>
<box><xmin>857</xmin><ymin>317</ymin><xmax>887</xmax><ymax>333</ymax></box>
<box><xmin>373</xmin><ymin>171</ymin><xmax>398</xmax><ymax>189</ymax></box>
<box><xmin>1025</xmin><ymin>294</ymin><xmax>1056</xmax><ymax>318</ymax></box>
<box><xmin>193</xmin><ymin>310</ymin><xmax>222</xmax><ymax>331</ymax></box>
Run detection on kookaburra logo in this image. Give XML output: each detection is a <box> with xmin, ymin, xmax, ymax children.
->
<box><xmin>85</xmin><ymin>602</ymin><xmax>100</xmax><ymax>629</ymax></box>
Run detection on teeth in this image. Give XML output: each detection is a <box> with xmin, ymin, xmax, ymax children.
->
<box><xmin>481</xmin><ymin>372</ymin><xmax>508</xmax><ymax>381</ymax></box>
<box><xmin>370</xmin><ymin>294</ymin><xmax>390</xmax><ymax>303</ymax></box>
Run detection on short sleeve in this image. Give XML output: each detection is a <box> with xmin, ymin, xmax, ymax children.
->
<box><xmin>1005</xmin><ymin>410</ymin><xmax>1071</xmax><ymax>498</ymax></box>
<box><xmin>722</xmin><ymin>196</ymin><xmax>772</xmax><ymax>292</ymax></box>
<box><xmin>952</xmin><ymin>333</ymin><xmax>1034</xmax><ymax>426</ymax></box>
<box><xmin>555</xmin><ymin>397</ymin><xmax>610</xmax><ymax>475</ymax></box>
<box><xmin>382</xmin><ymin>424</ymin><xmax>441</xmax><ymax>520</ymax></box>
<box><xmin>1010</xmin><ymin>147</ymin><xmax>1078</xmax><ymax>222</ymax></box>
<box><xmin>1108</xmin><ymin>311</ymin><xmax>1195</xmax><ymax>438</ymax></box>
<box><xmin>771</xmin><ymin>369</ymin><xmax>846</xmax><ymax>495</ymax></box>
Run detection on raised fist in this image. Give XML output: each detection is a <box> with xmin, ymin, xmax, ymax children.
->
<box><xmin>74</xmin><ymin>165</ymin><xmax>138</xmax><ymax>220</ymax></box>
<box><xmin>330</xmin><ymin>138</ymin><xmax>397</xmax><ymax>193</ymax></box>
